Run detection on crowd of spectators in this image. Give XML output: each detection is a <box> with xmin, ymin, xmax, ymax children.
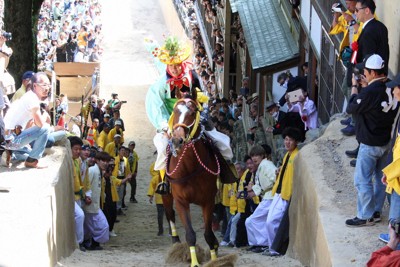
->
<box><xmin>67</xmin><ymin>93</ymin><xmax>140</xmax><ymax>250</ymax></box>
<box><xmin>171</xmin><ymin>0</ymin><xmax>322</xmax><ymax>258</ymax></box>
<box><xmin>37</xmin><ymin>0</ymin><xmax>103</xmax><ymax>71</ymax></box>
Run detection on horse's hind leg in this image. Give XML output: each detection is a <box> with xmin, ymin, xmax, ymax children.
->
<box><xmin>162</xmin><ymin>194</ymin><xmax>180</xmax><ymax>243</ymax></box>
<box><xmin>175</xmin><ymin>200</ymin><xmax>199</xmax><ymax>267</ymax></box>
<box><xmin>202</xmin><ymin>202</ymin><xmax>218</xmax><ymax>261</ymax></box>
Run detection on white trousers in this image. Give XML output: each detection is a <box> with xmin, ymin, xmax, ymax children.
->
<box><xmin>153</xmin><ymin>129</ymin><xmax>233</xmax><ymax>171</ymax></box>
<box><xmin>84</xmin><ymin>209</ymin><xmax>110</xmax><ymax>244</ymax></box>
<box><xmin>74</xmin><ymin>201</ymin><xmax>85</xmax><ymax>244</ymax></box>
<box><xmin>266</xmin><ymin>194</ymin><xmax>289</xmax><ymax>254</ymax></box>
<box><xmin>245</xmin><ymin>198</ymin><xmax>272</xmax><ymax>246</ymax></box>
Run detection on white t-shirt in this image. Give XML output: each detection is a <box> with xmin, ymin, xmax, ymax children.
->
<box><xmin>4</xmin><ymin>90</ymin><xmax>40</xmax><ymax>130</ymax></box>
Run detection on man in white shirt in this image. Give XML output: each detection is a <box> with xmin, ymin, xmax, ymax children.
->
<box><xmin>3</xmin><ymin>72</ymin><xmax>57</xmax><ymax>168</ymax></box>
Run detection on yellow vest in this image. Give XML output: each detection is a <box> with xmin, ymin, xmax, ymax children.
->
<box><xmin>383</xmin><ymin>132</ymin><xmax>400</xmax><ymax>195</ymax></box>
<box><xmin>229</xmin><ymin>170</ymin><xmax>260</xmax><ymax>214</ymax></box>
<box><xmin>108</xmin><ymin>127</ymin><xmax>125</xmax><ymax>144</ymax></box>
<box><xmin>105</xmin><ymin>141</ymin><xmax>119</xmax><ymax>158</ymax></box>
<box><xmin>112</xmin><ymin>156</ymin><xmax>131</xmax><ymax>177</ymax></box>
<box><xmin>147</xmin><ymin>162</ymin><xmax>163</xmax><ymax>205</ymax></box>
<box><xmin>97</xmin><ymin>130</ymin><xmax>111</xmax><ymax>150</ymax></box>
<box><xmin>100</xmin><ymin>176</ymin><xmax>122</xmax><ymax>209</ymax></box>
<box><xmin>130</xmin><ymin>151</ymin><xmax>139</xmax><ymax>173</ymax></box>
<box><xmin>271</xmin><ymin>148</ymin><xmax>299</xmax><ymax>201</ymax></box>
<box><xmin>73</xmin><ymin>158</ymin><xmax>90</xmax><ymax>201</ymax></box>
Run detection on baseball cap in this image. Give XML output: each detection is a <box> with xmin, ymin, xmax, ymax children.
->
<box><xmin>386</xmin><ymin>74</ymin><xmax>400</xmax><ymax>88</ymax></box>
<box><xmin>22</xmin><ymin>71</ymin><xmax>34</xmax><ymax>80</ymax></box>
<box><xmin>104</xmin><ymin>114</ymin><xmax>110</xmax><ymax>118</ymax></box>
<box><xmin>356</xmin><ymin>54</ymin><xmax>385</xmax><ymax>70</ymax></box>
<box><xmin>115</xmin><ymin>120</ymin><xmax>122</xmax><ymax>126</ymax></box>
<box><xmin>129</xmin><ymin>141</ymin><xmax>135</xmax><ymax>146</ymax></box>
<box><xmin>114</xmin><ymin>134</ymin><xmax>121</xmax><ymax>138</ymax></box>
<box><xmin>111</xmin><ymin>93</ymin><xmax>118</xmax><ymax>96</ymax></box>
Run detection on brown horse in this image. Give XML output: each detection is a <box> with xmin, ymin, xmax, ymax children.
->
<box><xmin>162</xmin><ymin>98</ymin><xmax>221</xmax><ymax>267</ymax></box>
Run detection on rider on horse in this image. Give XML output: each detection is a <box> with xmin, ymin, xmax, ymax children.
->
<box><xmin>145</xmin><ymin>36</ymin><xmax>234</xmax><ymax>184</ymax></box>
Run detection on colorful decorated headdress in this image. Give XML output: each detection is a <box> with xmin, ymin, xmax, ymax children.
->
<box><xmin>152</xmin><ymin>36</ymin><xmax>191</xmax><ymax>65</ymax></box>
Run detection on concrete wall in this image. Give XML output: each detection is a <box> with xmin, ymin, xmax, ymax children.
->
<box><xmin>376</xmin><ymin>3</ymin><xmax>400</xmax><ymax>76</ymax></box>
<box><xmin>287</xmin><ymin>120</ymin><xmax>384</xmax><ymax>266</ymax></box>
<box><xmin>287</xmin><ymin>144</ymin><xmax>332</xmax><ymax>267</ymax></box>
<box><xmin>0</xmin><ymin>145</ymin><xmax>76</xmax><ymax>267</ymax></box>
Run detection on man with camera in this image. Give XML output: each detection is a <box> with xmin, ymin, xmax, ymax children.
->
<box><xmin>345</xmin><ymin>54</ymin><xmax>398</xmax><ymax>227</ymax></box>
<box><xmin>3</xmin><ymin>72</ymin><xmax>61</xmax><ymax>168</ymax></box>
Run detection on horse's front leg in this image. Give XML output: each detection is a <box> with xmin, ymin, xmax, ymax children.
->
<box><xmin>161</xmin><ymin>193</ymin><xmax>180</xmax><ymax>243</ymax></box>
<box><xmin>202</xmin><ymin>202</ymin><xmax>218</xmax><ymax>261</ymax></box>
<box><xmin>175</xmin><ymin>199</ymin><xmax>199</xmax><ymax>267</ymax></box>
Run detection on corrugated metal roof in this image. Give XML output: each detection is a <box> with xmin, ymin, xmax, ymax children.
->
<box><xmin>235</xmin><ymin>0</ymin><xmax>299</xmax><ymax>70</ymax></box>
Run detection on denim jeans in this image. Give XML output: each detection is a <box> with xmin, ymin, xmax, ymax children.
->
<box><xmin>389</xmin><ymin>190</ymin><xmax>400</xmax><ymax>221</ymax></box>
<box><xmin>355</xmin><ymin>143</ymin><xmax>388</xmax><ymax>219</ymax></box>
<box><xmin>46</xmin><ymin>130</ymin><xmax>66</xmax><ymax>148</ymax></box>
<box><xmin>11</xmin><ymin>125</ymin><xmax>50</xmax><ymax>160</ymax></box>
<box><xmin>11</xmin><ymin>146</ymin><xmax>32</xmax><ymax>161</ymax></box>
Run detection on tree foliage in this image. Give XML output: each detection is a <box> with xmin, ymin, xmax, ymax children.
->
<box><xmin>4</xmin><ymin>0</ymin><xmax>44</xmax><ymax>87</ymax></box>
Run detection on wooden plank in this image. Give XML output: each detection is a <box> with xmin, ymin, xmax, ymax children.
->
<box><xmin>53</xmin><ymin>62</ymin><xmax>100</xmax><ymax>76</ymax></box>
<box><xmin>59</xmin><ymin>77</ymin><xmax>92</xmax><ymax>100</ymax></box>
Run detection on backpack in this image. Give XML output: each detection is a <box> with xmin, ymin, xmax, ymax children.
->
<box><xmin>341</xmin><ymin>46</ymin><xmax>353</xmax><ymax>67</ymax></box>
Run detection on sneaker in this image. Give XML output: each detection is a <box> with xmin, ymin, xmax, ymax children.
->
<box><xmin>251</xmin><ymin>246</ymin><xmax>269</xmax><ymax>253</ymax></box>
<box><xmin>373</xmin><ymin>211</ymin><xmax>381</xmax><ymax>222</ymax></box>
<box><xmin>262</xmin><ymin>249</ymin><xmax>281</xmax><ymax>257</ymax></box>
<box><xmin>109</xmin><ymin>230</ymin><xmax>117</xmax><ymax>237</ymax></box>
<box><xmin>345</xmin><ymin>146</ymin><xmax>359</xmax><ymax>158</ymax></box>
<box><xmin>345</xmin><ymin>217</ymin><xmax>375</xmax><ymax>227</ymax></box>
<box><xmin>341</xmin><ymin>125</ymin><xmax>355</xmax><ymax>136</ymax></box>
<box><xmin>246</xmin><ymin>246</ymin><xmax>256</xmax><ymax>251</ymax></box>
<box><xmin>79</xmin><ymin>243</ymin><xmax>86</xmax><ymax>252</ymax></box>
<box><xmin>340</xmin><ymin>117</ymin><xmax>352</xmax><ymax>126</ymax></box>
<box><xmin>121</xmin><ymin>207</ymin><xmax>128</xmax><ymax>211</ymax></box>
<box><xmin>379</xmin><ymin>233</ymin><xmax>389</xmax><ymax>243</ymax></box>
<box><xmin>350</xmin><ymin>159</ymin><xmax>356</xmax><ymax>167</ymax></box>
<box><xmin>117</xmin><ymin>209</ymin><xmax>126</xmax><ymax>216</ymax></box>
<box><xmin>130</xmin><ymin>198</ymin><xmax>138</xmax><ymax>203</ymax></box>
<box><xmin>220</xmin><ymin>241</ymin><xmax>229</xmax><ymax>246</ymax></box>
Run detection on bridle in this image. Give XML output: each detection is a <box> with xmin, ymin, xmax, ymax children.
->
<box><xmin>165</xmin><ymin>98</ymin><xmax>220</xmax><ymax>182</ymax></box>
<box><xmin>169</xmin><ymin>98</ymin><xmax>201</xmax><ymax>142</ymax></box>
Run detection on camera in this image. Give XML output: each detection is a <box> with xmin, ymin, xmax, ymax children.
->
<box><xmin>331</xmin><ymin>3</ymin><xmax>343</xmax><ymax>13</ymax></box>
<box><xmin>121</xmin><ymin>101</ymin><xmax>127</xmax><ymax>104</ymax></box>
<box><xmin>238</xmin><ymin>190</ymin><xmax>248</xmax><ymax>199</ymax></box>
<box><xmin>106</xmin><ymin>163</ymin><xmax>115</xmax><ymax>173</ymax></box>
<box><xmin>353</xmin><ymin>68</ymin><xmax>362</xmax><ymax>82</ymax></box>
<box><xmin>390</xmin><ymin>219</ymin><xmax>400</xmax><ymax>235</ymax></box>
<box><xmin>2</xmin><ymin>31</ymin><xmax>12</xmax><ymax>41</ymax></box>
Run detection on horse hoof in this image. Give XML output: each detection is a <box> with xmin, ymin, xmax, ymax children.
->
<box><xmin>172</xmin><ymin>236</ymin><xmax>181</xmax><ymax>243</ymax></box>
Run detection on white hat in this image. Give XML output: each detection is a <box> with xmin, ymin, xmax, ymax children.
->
<box><xmin>114</xmin><ymin>134</ymin><xmax>121</xmax><ymax>138</ymax></box>
<box><xmin>115</xmin><ymin>120</ymin><xmax>122</xmax><ymax>126</ymax></box>
<box><xmin>356</xmin><ymin>54</ymin><xmax>385</xmax><ymax>70</ymax></box>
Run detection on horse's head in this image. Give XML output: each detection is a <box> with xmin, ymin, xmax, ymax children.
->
<box><xmin>171</xmin><ymin>98</ymin><xmax>200</xmax><ymax>148</ymax></box>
